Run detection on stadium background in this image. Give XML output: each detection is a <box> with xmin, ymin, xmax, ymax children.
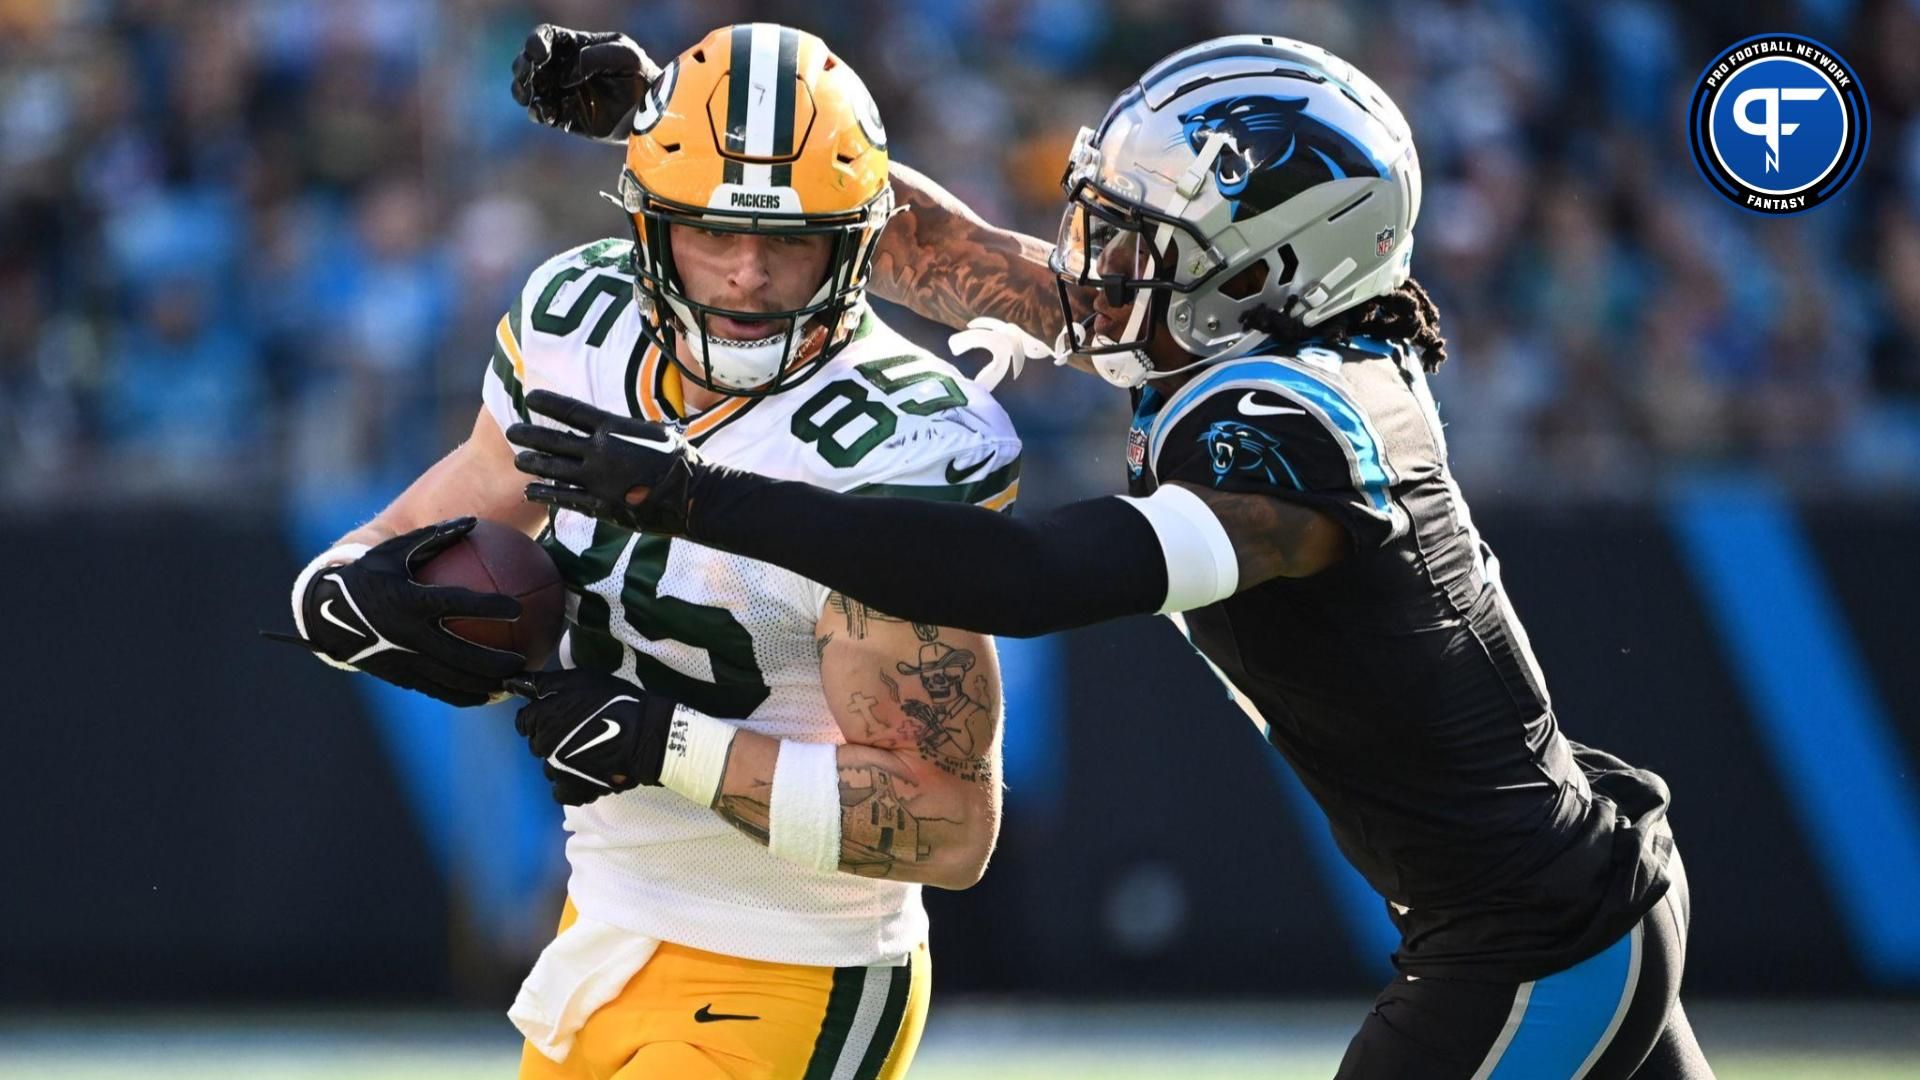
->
<box><xmin>4</xmin><ymin>0</ymin><xmax>1919</xmax><ymax>1076</ymax></box>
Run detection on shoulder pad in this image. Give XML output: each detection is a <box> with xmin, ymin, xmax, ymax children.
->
<box><xmin>1146</xmin><ymin>353</ymin><xmax>1404</xmax><ymax>545</ymax></box>
<box><xmin>483</xmin><ymin>241</ymin><xmax>644</xmax><ymax>433</ymax></box>
<box><xmin>1149</xmin><ymin>353</ymin><xmax>1382</xmax><ymax>481</ymax></box>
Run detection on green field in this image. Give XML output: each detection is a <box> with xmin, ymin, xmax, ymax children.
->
<box><xmin>3</xmin><ymin>1001</ymin><xmax>1915</xmax><ymax>1079</ymax></box>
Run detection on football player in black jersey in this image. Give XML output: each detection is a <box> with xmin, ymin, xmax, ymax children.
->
<box><xmin>510</xmin><ymin>29</ymin><xmax>1711</xmax><ymax>1080</ymax></box>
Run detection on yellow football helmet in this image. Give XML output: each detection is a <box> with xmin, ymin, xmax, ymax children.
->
<box><xmin>618</xmin><ymin>23</ymin><xmax>892</xmax><ymax>395</ymax></box>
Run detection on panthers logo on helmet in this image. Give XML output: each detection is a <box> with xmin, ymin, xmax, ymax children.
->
<box><xmin>1179</xmin><ymin>95</ymin><xmax>1385</xmax><ymax>221</ymax></box>
<box><xmin>1201</xmin><ymin>420</ymin><xmax>1300</xmax><ymax>488</ymax></box>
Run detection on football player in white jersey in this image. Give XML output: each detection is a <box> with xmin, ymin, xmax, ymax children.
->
<box><xmin>286</xmin><ymin>24</ymin><xmax>1021</xmax><ymax>1080</ymax></box>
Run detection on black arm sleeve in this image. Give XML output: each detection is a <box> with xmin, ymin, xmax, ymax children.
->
<box><xmin>685</xmin><ymin>466</ymin><xmax>1168</xmax><ymax>636</ymax></box>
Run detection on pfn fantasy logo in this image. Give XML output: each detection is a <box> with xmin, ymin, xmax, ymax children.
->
<box><xmin>1688</xmin><ymin>34</ymin><xmax>1868</xmax><ymax>215</ymax></box>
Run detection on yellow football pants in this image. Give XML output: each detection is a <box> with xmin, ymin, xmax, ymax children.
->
<box><xmin>518</xmin><ymin>901</ymin><xmax>931</xmax><ymax>1080</ymax></box>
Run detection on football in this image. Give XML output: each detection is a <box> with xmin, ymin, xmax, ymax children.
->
<box><xmin>416</xmin><ymin>519</ymin><xmax>566</xmax><ymax>669</ymax></box>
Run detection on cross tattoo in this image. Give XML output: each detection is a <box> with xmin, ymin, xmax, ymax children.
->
<box><xmin>847</xmin><ymin>691</ymin><xmax>886</xmax><ymax>740</ymax></box>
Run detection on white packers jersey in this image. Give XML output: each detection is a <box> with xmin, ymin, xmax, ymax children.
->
<box><xmin>481</xmin><ymin>239</ymin><xmax>1021</xmax><ymax>968</ymax></box>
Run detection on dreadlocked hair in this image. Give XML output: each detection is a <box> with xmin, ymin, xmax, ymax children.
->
<box><xmin>1238</xmin><ymin>278</ymin><xmax>1449</xmax><ymax>372</ymax></box>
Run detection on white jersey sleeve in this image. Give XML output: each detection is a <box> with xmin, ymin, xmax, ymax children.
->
<box><xmin>480</xmin><ymin>238</ymin><xmax>640</xmax><ymax>436</ymax></box>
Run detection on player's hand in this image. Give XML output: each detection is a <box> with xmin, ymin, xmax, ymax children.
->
<box><xmin>291</xmin><ymin>518</ymin><xmax>526</xmax><ymax>707</ymax></box>
<box><xmin>508</xmin><ymin>669</ymin><xmax>678</xmax><ymax>805</ymax></box>
<box><xmin>506</xmin><ymin>390</ymin><xmax>704</xmax><ymax>536</ymax></box>
<box><xmin>511</xmin><ymin>24</ymin><xmax>658</xmax><ymax>142</ymax></box>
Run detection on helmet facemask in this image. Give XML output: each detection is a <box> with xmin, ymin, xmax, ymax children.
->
<box><xmin>620</xmin><ymin>169</ymin><xmax>891</xmax><ymax>397</ymax></box>
<box><xmin>1050</xmin><ymin>134</ymin><xmax>1228</xmax><ymax>389</ymax></box>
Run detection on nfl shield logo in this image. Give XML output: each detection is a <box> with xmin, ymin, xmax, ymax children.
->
<box><xmin>1376</xmin><ymin>226</ymin><xmax>1395</xmax><ymax>257</ymax></box>
<box><xmin>1126</xmin><ymin>426</ymin><xmax>1149</xmax><ymax>476</ymax></box>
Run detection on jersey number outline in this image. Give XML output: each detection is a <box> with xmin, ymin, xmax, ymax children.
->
<box><xmin>543</xmin><ymin>523</ymin><xmax>771</xmax><ymax>719</ymax></box>
<box><xmin>790</xmin><ymin>355</ymin><xmax>965</xmax><ymax>467</ymax></box>
<box><xmin>532</xmin><ymin>268</ymin><xmax>631</xmax><ymax>348</ymax></box>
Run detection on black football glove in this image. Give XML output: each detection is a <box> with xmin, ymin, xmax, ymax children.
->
<box><xmin>506</xmin><ymin>389</ymin><xmax>704</xmax><ymax>535</ymax></box>
<box><xmin>508</xmin><ymin>669</ymin><xmax>678</xmax><ymax>805</ymax></box>
<box><xmin>511</xmin><ymin>24</ymin><xmax>657</xmax><ymax>142</ymax></box>
<box><xmin>291</xmin><ymin>518</ymin><xmax>526</xmax><ymax>707</ymax></box>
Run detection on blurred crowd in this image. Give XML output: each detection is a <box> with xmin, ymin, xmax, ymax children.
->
<box><xmin>4</xmin><ymin>0</ymin><xmax>1920</xmax><ymax>506</ymax></box>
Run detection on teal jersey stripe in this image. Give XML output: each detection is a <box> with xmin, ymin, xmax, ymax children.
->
<box><xmin>1482</xmin><ymin>926</ymin><xmax>1640</xmax><ymax>1079</ymax></box>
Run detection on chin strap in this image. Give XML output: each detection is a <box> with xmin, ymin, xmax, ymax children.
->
<box><xmin>1081</xmin><ymin>306</ymin><xmax>1275</xmax><ymax>390</ymax></box>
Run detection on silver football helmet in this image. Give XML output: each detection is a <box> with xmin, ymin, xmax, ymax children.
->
<box><xmin>1051</xmin><ymin>36</ymin><xmax>1422</xmax><ymax>388</ymax></box>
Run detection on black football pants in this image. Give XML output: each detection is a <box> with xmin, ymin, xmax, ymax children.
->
<box><xmin>1335</xmin><ymin>852</ymin><xmax>1712</xmax><ymax>1079</ymax></box>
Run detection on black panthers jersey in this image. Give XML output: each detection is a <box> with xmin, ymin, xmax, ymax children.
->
<box><xmin>1128</xmin><ymin>337</ymin><xmax>1675</xmax><ymax>981</ymax></box>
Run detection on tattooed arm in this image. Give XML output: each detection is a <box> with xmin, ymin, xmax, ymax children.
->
<box><xmin>875</xmin><ymin>162</ymin><xmax>1081</xmax><ymax>342</ymax></box>
<box><xmin>707</xmin><ymin>594</ymin><xmax>1003</xmax><ymax>889</ymax></box>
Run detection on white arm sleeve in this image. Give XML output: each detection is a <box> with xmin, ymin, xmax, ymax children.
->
<box><xmin>1116</xmin><ymin>485</ymin><xmax>1240</xmax><ymax>613</ymax></box>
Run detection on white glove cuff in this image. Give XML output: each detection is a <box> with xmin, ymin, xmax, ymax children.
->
<box><xmin>947</xmin><ymin>317</ymin><xmax>1059</xmax><ymax>391</ymax></box>
<box><xmin>657</xmin><ymin>705</ymin><xmax>738</xmax><ymax>807</ymax></box>
<box><xmin>291</xmin><ymin>542</ymin><xmax>372</xmax><ymax>671</ymax></box>
<box><xmin>1116</xmin><ymin>486</ymin><xmax>1240</xmax><ymax>613</ymax></box>
<box><xmin>767</xmin><ymin>740</ymin><xmax>843</xmax><ymax>873</ymax></box>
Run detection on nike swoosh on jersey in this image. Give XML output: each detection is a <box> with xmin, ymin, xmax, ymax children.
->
<box><xmin>693</xmin><ymin>1004</ymin><xmax>761</xmax><ymax>1023</ymax></box>
<box><xmin>1238</xmin><ymin>391</ymin><xmax>1307</xmax><ymax>418</ymax></box>
<box><xmin>945</xmin><ymin>456</ymin><xmax>993</xmax><ymax>484</ymax></box>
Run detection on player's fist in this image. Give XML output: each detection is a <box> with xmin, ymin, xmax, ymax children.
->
<box><xmin>511</xmin><ymin>24</ymin><xmax>658</xmax><ymax>142</ymax></box>
<box><xmin>507</xmin><ymin>389</ymin><xmax>705</xmax><ymax>536</ymax></box>
<box><xmin>509</xmin><ymin>669</ymin><xmax>678</xmax><ymax>805</ymax></box>
<box><xmin>291</xmin><ymin>518</ymin><xmax>526</xmax><ymax>707</ymax></box>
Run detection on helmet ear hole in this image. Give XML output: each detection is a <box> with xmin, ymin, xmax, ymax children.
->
<box><xmin>1218</xmin><ymin>259</ymin><xmax>1270</xmax><ymax>300</ymax></box>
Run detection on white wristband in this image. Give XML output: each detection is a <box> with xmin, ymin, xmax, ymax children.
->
<box><xmin>1117</xmin><ymin>486</ymin><xmax>1240</xmax><ymax>613</ymax></box>
<box><xmin>658</xmin><ymin>704</ymin><xmax>738</xmax><ymax>807</ymax></box>
<box><xmin>291</xmin><ymin>542</ymin><xmax>372</xmax><ymax>671</ymax></box>
<box><xmin>768</xmin><ymin>740</ymin><xmax>843</xmax><ymax>873</ymax></box>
